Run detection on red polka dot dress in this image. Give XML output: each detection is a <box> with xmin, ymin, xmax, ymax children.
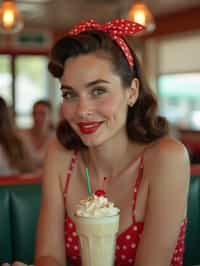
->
<box><xmin>64</xmin><ymin>151</ymin><xmax>187</xmax><ymax>266</ymax></box>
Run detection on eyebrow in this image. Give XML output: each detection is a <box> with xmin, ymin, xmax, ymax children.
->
<box><xmin>60</xmin><ymin>79</ymin><xmax>110</xmax><ymax>90</ymax></box>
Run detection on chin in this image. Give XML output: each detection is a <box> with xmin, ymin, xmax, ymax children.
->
<box><xmin>81</xmin><ymin>140</ymin><xmax>101</xmax><ymax>148</ymax></box>
<box><xmin>81</xmin><ymin>135</ymin><xmax>112</xmax><ymax>149</ymax></box>
<box><xmin>79</xmin><ymin>135</ymin><xmax>101</xmax><ymax>147</ymax></box>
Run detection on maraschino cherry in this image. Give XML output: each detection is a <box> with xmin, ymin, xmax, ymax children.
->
<box><xmin>95</xmin><ymin>190</ymin><xmax>106</xmax><ymax>197</ymax></box>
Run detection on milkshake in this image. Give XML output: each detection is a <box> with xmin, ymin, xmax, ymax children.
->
<box><xmin>74</xmin><ymin>190</ymin><xmax>120</xmax><ymax>266</ymax></box>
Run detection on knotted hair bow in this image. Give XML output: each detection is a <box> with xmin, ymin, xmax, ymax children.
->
<box><xmin>68</xmin><ymin>19</ymin><xmax>146</xmax><ymax>69</ymax></box>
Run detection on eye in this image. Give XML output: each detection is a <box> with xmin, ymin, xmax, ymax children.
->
<box><xmin>92</xmin><ymin>87</ymin><xmax>106</xmax><ymax>96</ymax></box>
<box><xmin>62</xmin><ymin>90</ymin><xmax>77</xmax><ymax>99</ymax></box>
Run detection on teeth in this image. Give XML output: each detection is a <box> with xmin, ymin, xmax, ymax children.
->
<box><xmin>83</xmin><ymin>125</ymin><xmax>95</xmax><ymax>128</ymax></box>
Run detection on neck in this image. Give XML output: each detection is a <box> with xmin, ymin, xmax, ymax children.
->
<box><xmin>32</xmin><ymin>125</ymin><xmax>49</xmax><ymax>137</ymax></box>
<box><xmin>83</xmin><ymin>136</ymin><xmax>142</xmax><ymax>181</ymax></box>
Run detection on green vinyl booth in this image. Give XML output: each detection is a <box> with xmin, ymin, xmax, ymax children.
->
<box><xmin>184</xmin><ymin>173</ymin><xmax>200</xmax><ymax>266</ymax></box>
<box><xmin>1</xmin><ymin>173</ymin><xmax>200</xmax><ymax>266</ymax></box>
<box><xmin>0</xmin><ymin>183</ymin><xmax>41</xmax><ymax>265</ymax></box>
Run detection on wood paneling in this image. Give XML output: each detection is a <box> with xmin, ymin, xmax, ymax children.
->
<box><xmin>146</xmin><ymin>7</ymin><xmax>200</xmax><ymax>38</ymax></box>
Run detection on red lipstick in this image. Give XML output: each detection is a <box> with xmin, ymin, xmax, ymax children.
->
<box><xmin>78</xmin><ymin>121</ymin><xmax>102</xmax><ymax>134</ymax></box>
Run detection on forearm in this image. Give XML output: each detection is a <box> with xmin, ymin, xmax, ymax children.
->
<box><xmin>35</xmin><ymin>256</ymin><xmax>66</xmax><ymax>266</ymax></box>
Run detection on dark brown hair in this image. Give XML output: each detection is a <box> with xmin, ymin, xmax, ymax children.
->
<box><xmin>0</xmin><ymin>97</ymin><xmax>35</xmax><ymax>173</ymax></box>
<box><xmin>48</xmin><ymin>30</ymin><xmax>169</xmax><ymax>150</ymax></box>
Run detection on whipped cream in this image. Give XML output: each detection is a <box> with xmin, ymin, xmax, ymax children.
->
<box><xmin>75</xmin><ymin>195</ymin><xmax>120</xmax><ymax>218</ymax></box>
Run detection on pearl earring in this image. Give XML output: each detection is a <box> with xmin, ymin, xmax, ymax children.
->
<box><xmin>128</xmin><ymin>102</ymin><xmax>134</xmax><ymax>107</ymax></box>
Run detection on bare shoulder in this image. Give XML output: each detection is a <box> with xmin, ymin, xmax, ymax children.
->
<box><xmin>44</xmin><ymin>137</ymin><xmax>75</xmax><ymax>180</ymax></box>
<box><xmin>144</xmin><ymin>136</ymin><xmax>190</xmax><ymax>183</ymax></box>
<box><xmin>47</xmin><ymin>136</ymin><xmax>69</xmax><ymax>158</ymax></box>
<box><xmin>147</xmin><ymin>136</ymin><xmax>189</xmax><ymax>165</ymax></box>
<box><xmin>46</xmin><ymin>137</ymin><xmax>73</xmax><ymax>165</ymax></box>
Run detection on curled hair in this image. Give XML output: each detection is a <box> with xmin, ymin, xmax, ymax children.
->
<box><xmin>48</xmin><ymin>31</ymin><xmax>169</xmax><ymax>149</ymax></box>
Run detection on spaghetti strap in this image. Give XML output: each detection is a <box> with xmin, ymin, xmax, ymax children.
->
<box><xmin>132</xmin><ymin>155</ymin><xmax>144</xmax><ymax>215</ymax></box>
<box><xmin>64</xmin><ymin>150</ymin><xmax>78</xmax><ymax>196</ymax></box>
<box><xmin>132</xmin><ymin>143</ymin><xmax>153</xmax><ymax>213</ymax></box>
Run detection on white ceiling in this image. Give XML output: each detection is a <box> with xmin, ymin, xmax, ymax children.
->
<box><xmin>12</xmin><ymin>0</ymin><xmax>200</xmax><ymax>30</ymax></box>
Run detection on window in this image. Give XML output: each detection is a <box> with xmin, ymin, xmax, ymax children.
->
<box><xmin>0</xmin><ymin>53</ymin><xmax>61</xmax><ymax>128</ymax></box>
<box><xmin>15</xmin><ymin>55</ymin><xmax>50</xmax><ymax>128</ymax></box>
<box><xmin>0</xmin><ymin>55</ymin><xmax>12</xmax><ymax>104</ymax></box>
<box><xmin>158</xmin><ymin>73</ymin><xmax>200</xmax><ymax>130</ymax></box>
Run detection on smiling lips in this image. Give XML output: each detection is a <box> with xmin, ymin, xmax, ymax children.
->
<box><xmin>78</xmin><ymin>121</ymin><xmax>102</xmax><ymax>134</ymax></box>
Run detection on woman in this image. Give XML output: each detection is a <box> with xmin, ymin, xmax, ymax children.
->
<box><xmin>35</xmin><ymin>19</ymin><xmax>190</xmax><ymax>266</ymax></box>
<box><xmin>0</xmin><ymin>97</ymin><xmax>35</xmax><ymax>176</ymax></box>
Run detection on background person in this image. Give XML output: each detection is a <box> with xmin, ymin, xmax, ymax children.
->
<box><xmin>0</xmin><ymin>96</ymin><xmax>35</xmax><ymax>176</ymax></box>
<box><xmin>19</xmin><ymin>99</ymin><xmax>55</xmax><ymax>169</ymax></box>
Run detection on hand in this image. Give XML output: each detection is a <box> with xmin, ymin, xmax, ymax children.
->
<box><xmin>2</xmin><ymin>261</ymin><xmax>32</xmax><ymax>266</ymax></box>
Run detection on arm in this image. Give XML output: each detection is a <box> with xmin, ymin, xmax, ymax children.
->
<box><xmin>34</xmin><ymin>138</ymin><xmax>68</xmax><ymax>266</ymax></box>
<box><xmin>135</xmin><ymin>138</ymin><xmax>190</xmax><ymax>266</ymax></box>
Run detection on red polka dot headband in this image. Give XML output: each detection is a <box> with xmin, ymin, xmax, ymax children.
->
<box><xmin>68</xmin><ymin>19</ymin><xmax>146</xmax><ymax>69</ymax></box>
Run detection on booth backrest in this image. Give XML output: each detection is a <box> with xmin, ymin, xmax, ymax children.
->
<box><xmin>0</xmin><ymin>185</ymin><xmax>12</xmax><ymax>263</ymax></box>
<box><xmin>1</xmin><ymin>173</ymin><xmax>200</xmax><ymax>266</ymax></box>
<box><xmin>0</xmin><ymin>183</ymin><xmax>41</xmax><ymax>265</ymax></box>
<box><xmin>183</xmin><ymin>174</ymin><xmax>200</xmax><ymax>266</ymax></box>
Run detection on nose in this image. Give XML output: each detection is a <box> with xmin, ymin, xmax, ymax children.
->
<box><xmin>77</xmin><ymin>97</ymin><xmax>93</xmax><ymax>119</ymax></box>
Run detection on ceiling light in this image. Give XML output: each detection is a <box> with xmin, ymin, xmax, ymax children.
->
<box><xmin>0</xmin><ymin>0</ymin><xmax>23</xmax><ymax>34</ymax></box>
<box><xmin>128</xmin><ymin>1</ymin><xmax>156</xmax><ymax>32</ymax></box>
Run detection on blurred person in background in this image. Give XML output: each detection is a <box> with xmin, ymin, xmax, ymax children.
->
<box><xmin>0</xmin><ymin>96</ymin><xmax>35</xmax><ymax>176</ymax></box>
<box><xmin>19</xmin><ymin>99</ymin><xmax>55</xmax><ymax>169</ymax></box>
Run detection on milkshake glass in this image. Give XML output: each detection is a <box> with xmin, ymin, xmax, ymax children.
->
<box><xmin>74</xmin><ymin>193</ymin><xmax>120</xmax><ymax>266</ymax></box>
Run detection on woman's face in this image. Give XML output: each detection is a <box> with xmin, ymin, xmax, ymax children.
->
<box><xmin>60</xmin><ymin>53</ymin><xmax>137</xmax><ymax>147</ymax></box>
